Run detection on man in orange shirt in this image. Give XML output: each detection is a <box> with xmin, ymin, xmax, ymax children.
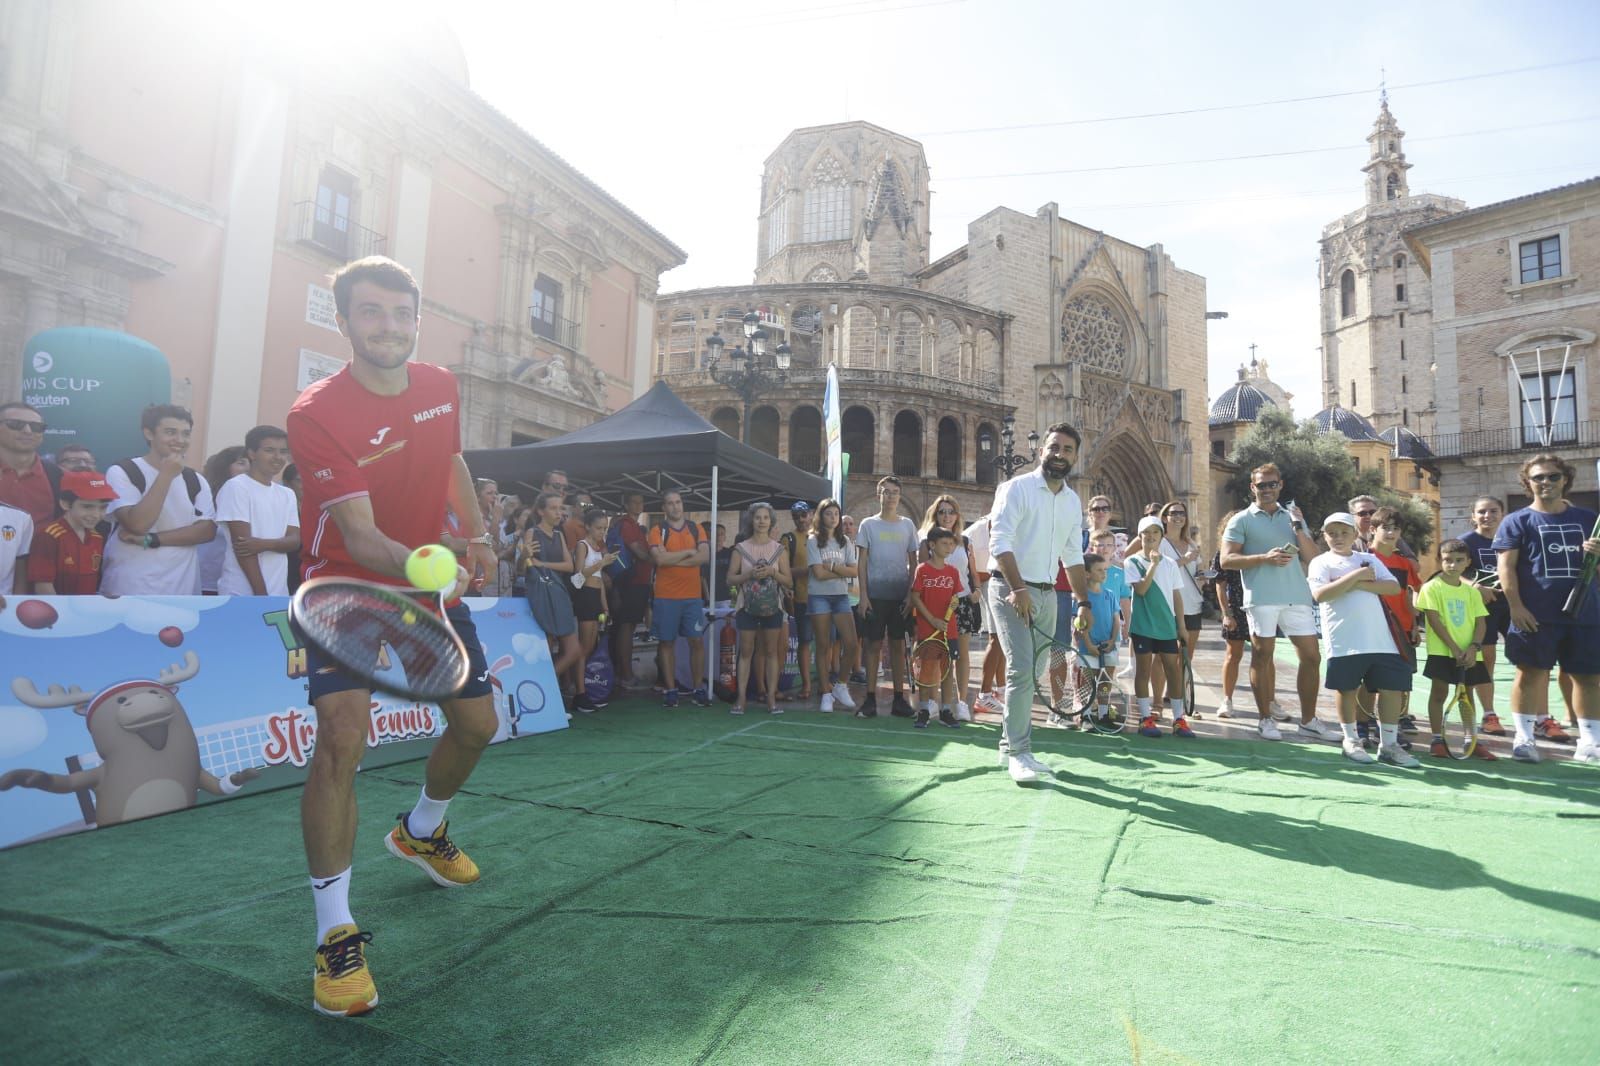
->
<box><xmin>649</xmin><ymin>489</ymin><xmax>710</xmax><ymax>707</ymax></box>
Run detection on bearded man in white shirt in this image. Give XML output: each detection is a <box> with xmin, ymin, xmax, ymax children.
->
<box><xmin>986</xmin><ymin>422</ymin><xmax>1093</xmax><ymax>784</ymax></box>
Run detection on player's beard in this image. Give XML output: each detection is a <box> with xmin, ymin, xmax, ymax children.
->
<box><xmin>1043</xmin><ymin>457</ymin><xmax>1072</xmax><ymax>480</ymax></box>
<box><xmin>351</xmin><ymin>331</ymin><xmax>416</xmax><ymax>369</ymax></box>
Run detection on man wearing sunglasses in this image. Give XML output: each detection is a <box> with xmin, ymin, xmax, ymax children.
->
<box><xmin>1220</xmin><ymin>462</ymin><xmax>1341</xmax><ymax>743</ymax></box>
<box><xmin>1493</xmin><ymin>453</ymin><xmax>1600</xmax><ymax>764</ymax></box>
<box><xmin>0</xmin><ymin>402</ymin><xmax>62</xmax><ymax>528</ymax></box>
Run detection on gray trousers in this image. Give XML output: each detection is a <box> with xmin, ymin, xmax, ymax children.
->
<box><xmin>986</xmin><ymin>572</ymin><xmax>1057</xmax><ymax>758</ymax></box>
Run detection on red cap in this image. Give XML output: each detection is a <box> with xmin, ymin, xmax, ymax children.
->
<box><xmin>61</xmin><ymin>471</ymin><xmax>117</xmax><ymax>501</ymax></box>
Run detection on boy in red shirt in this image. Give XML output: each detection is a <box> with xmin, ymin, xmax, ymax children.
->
<box><xmin>28</xmin><ymin>471</ymin><xmax>116</xmax><ymax>594</ymax></box>
<box><xmin>1371</xmin><ymin>508</ymin><xmax>1423</xmax><ymax>736</ymax></box>
<box><xmin>908</xmin><ymin>526</ymin><xmax>962</xmax><ymax>729</ymax></box>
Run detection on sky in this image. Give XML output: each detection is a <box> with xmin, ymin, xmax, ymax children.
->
<box><xmin>440</xmin><ymin>0</ymin><xmax>1600</xmax><ymax>418</ymax></box>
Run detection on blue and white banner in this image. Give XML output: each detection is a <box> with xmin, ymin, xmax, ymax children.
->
<box><xmin>0</xmin><ymin>595</ymin><xmax>562</xmax><ymax>850</ymax></box>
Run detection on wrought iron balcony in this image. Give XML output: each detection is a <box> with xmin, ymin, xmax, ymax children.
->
<box><xmin>530</xmin><ymin>309</ymin><xmax>579</xmax><ymax>351</ymax></box>
<box><xmin>291</xmin><ymin>201</ymin><xmax>387</xmax><ymax>261</ymax></box>
<box><xmin>657</xmin><ymin>362</ymin><xmax>1003</xmax><ymax>404</ymax></box>
<box><xmin>1420</xmin><ymin>420</ymin><xmax>1599</xmax><ymax>459</ymax></box>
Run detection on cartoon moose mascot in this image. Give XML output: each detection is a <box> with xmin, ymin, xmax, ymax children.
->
<box><xmin>1</xmin><ymin>651</ymin><xmax>258</xmax><ymax>827</ymax></box>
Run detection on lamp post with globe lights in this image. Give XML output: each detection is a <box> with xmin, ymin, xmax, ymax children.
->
<box><xmin>990</xmin><ymin>413</ymin><xmax>1038</xmax><ymax>480</ymax></box>
<box><xmin>705</xmin><ymin>310</ymin><xmax>792</xmax><ymax>445</ymax></box>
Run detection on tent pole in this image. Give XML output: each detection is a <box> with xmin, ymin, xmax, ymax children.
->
<box><xmin>706</xmin><ymin>464</ymin><xmax>719</xmax><ymax>694</ymax></box>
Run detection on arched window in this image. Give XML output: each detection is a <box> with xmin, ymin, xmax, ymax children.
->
<box><xmin>893</xmin><ymin>411</ymin><xmax>923</xmax><ymax>477</ymax></box>
<box><xmin>802</xmin><ymin>154</ymin><xmax>850</xmax><ymax>243</ymax></box>
<box><xmin>789</xmin><ymin>305</ymin><xmax>824</xmax><ymax>367</ymax></box>
<box><xmin>805</xmin><ymin>263</ymin><xmax>840</xmax><ymax>283</ymax></box>
<box><xmin>1350</xmin><ymin>379</ymin><xmax>1358</xmax><ymax>406</ymax></box>
<box><xmin>974</xmin><ymin>330</ymin><xmax>999</xmax><ymax>386</ymax></box>
<box><xmin>750</xmin><ymin>405</ymin><xmax>780</xmax><ymax>457</ymax></box>
<box><xmin>711</xmin><ymin>406</ymin><xmax>740</xmax><ymax>440</ymax></box>
<box><xmin>842</xmin><ymin>405</ymin><xmax>875</xmax><ymax>474</ymax></box>
<box><xmin>1394</xmin><ymin>253</ymin><xmax>1406</xmax><ymax>271</ymax></box>
<box><xmin>845</xmin><ymin>305</ymin><xmax>878</xmax><ymax>368</ymax></box>
<box><xmin>1386</xmin><ymin>172</ymin><xmax>1400</xmax><ymax>200</ymax></box>
<box><xmin>937</xmin><ymin>319</ymin><xmax>962</xmax><ymax>380</ymax></box>
<box><xmin>937</xmin><ymin>417</ymin><xmax>962</xmax><ymax>482</ymax></box>
<box><xmin>1059</xmin><ymin>295</ymin><xmax>1128</xmax><ymax>375</ymax></box>
<box><xmin>1339</xmin><ymin>270</ymin><xmax>1356</xmax><ymax>318</ymax></box>
<box><xmin>975</xmin><ymin>422</ymin><xmax>997</xmax><ymax>485</ymax></box>
<box><xmin>892</xmin><ymin>310</ymin><xmax>923</xmax><ymax>371</ymax></box>
<box><xmin>790</xmin><ymin>406</ymin><xmax>823</xmax><ymax>473</ymax></box>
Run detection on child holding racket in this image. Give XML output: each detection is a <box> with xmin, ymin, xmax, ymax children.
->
<box><xmin>1125</xmin><ymin>516</ymin><xmax>1191</xmax><ymax>738</ymax></box>
<box><xmin>1416</xmin><ymin>540</ymin><xmax>1495</xmax><ymax>760</ymax></box>
<box><xmin>908</xmin><ymin>526</ymin><xmax>962</xmax><ymax>729</ymax></box>
<box><xmin>1075</xmin><ymin>553</ymin><xmax>1124</xmax><ymax>728</ymax></box>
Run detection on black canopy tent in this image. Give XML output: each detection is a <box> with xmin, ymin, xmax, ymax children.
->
<box><xmin>463</xmin><ymin>381</ymin><xmax>830</xmax><ymax>513</ymax></box>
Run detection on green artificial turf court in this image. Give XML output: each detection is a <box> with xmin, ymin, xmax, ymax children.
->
<box><xmin>3</xmin><ymin>701</ymin><xmax>1597</xmax><ymax>1064</ymax></box>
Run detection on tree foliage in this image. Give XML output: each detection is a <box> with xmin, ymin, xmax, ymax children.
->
<box><xmin>1223</xmin><ymin>408</ymin><xmax>1433</xmax><ymax>554</ymax></box>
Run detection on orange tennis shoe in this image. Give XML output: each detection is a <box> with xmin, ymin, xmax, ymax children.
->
<box><xmin>314</xmin><ymin>924</ymin><xmax>378</xmax><ymax>1017</ymax></box>
<box><xmin>386</xmin><ymin>815</ymin><xmax>480</xmax><ymax>887</ymax></box>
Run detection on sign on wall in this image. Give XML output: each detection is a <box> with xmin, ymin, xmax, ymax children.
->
<box><xmin>20</xmin><ymin>328</ymin><xmax>173</xmax><ymax>466</ymax></box>
<box><xmin>297</xmin><ymin>348</ymin><xmax>346</xmax><ymax>391</ymax></box>
<box><xmin>306</xmin><ymin>284</ymin><xmax>340</xmax><ymax>332</ymax></box>
<box><xmin>0</xmin><ymin>595</ymin><xmax>563</xmax><ymax>851</ymax></box>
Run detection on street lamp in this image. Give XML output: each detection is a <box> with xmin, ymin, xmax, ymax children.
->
<box><xmin>991</xmin><ymin>413</ymin><xmax>1038</xmax><ymax>479</ymax></box>
<box><xmin>706</xmin><ymin>310</ymin><xmax>792</xmax><ymax>444</ymax></box>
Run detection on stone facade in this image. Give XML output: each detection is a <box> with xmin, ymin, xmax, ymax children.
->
<box><xmin>1405</xmin><ymin>176</ymin><xmax>1600</xmax><ymax>529</ymax></box>
<box><xmin>656</xmin><ymin>122</ymin><xmax>1211</xmax><ymax>538</ymax></box>
<box><xmin>0</xmin><ymin>0</ymin><xmax>683</xmax><ymax>459</ymax></box>
<box><xmin>1319</xmin><ymin>102</ymin><xmax>1464</xmax><ymax>434</ymax></box>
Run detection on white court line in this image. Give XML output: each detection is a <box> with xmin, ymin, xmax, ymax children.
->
<box><xmin>936</xmin><ymin>789</ymin><xmax>1046</xmax><ymax>1063</ymax></box>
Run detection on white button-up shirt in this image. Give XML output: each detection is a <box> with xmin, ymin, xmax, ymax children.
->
<box><xmin>988</xmin><ymin>466</ymin><xmax>1086</xmax><ymax>585</ymax></box>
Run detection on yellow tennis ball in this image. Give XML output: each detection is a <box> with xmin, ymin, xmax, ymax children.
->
<box><xmin>405</xmin><ymin>544</ymin><xmax>457</xmax><ymax>591</ymax></box>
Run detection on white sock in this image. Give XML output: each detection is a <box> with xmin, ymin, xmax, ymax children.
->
<box><xmin>311</xmin><ymin>867</ymin><xmax>354</xmax><ymax>944</ymax></box>
<box><xmin>1171</xmin><ymin>699</ymin><xmax>1187</xmax><ymax>721</ymax></box>
<box><xmin>1138</xmin><ymin>696</ymin><xmax>1152</xmax><ymax>716</ymax></box>
<box><xmin>1380</xmin><ymin>723</ymin><xmax>1398</xmax><ymax>747</ymax></box>
<box><xmin>407</xmin><ymin>788</ymin><xmax>451</xmax><ymax>839</ymax></box>
<box><xmin>1514</xmin><ymin>713</ymin><xmax>1538</xmax><ymax>741</ymax></box>
<box><xmin>1340</xmin><ymin>720</ymin><xmax>1358</xmax><ymax>742</ymax></box>
<box><xmin>1578</xmin><ymin>718</ymin><xmax>1600</xmax><ymax>746</ymax></box>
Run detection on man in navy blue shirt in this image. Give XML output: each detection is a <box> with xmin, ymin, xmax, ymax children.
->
<box><xmin>1493</xmin><ymin>453</ymin><xmax>1600</xmax><ymax>763</ymax></box>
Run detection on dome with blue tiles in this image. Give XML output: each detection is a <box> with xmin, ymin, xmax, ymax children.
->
<box><xmin>1379</xmin><ymin>425</ymin><xmax>1434</xmax><ymax>459</ymax></box>
<box><xmin>1210</xmin><ymin>367</ymin><xmax>1278</xmax><ymax>426</ymax></box>
<box><xmin>1314</xmin><ymin>405</ymin><xmax>1385</xmax><ymax>442</ymax></box>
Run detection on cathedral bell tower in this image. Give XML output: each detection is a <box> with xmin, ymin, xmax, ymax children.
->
<box><xmin>1362</xmin><ymin>94</ymin><xmax>1412</xmax><ymax>206</ymax></box>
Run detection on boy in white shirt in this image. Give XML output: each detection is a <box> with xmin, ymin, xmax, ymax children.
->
<box><xmin>1307</xmin><ymin>512</ymin><xmax>1420</xmax><ymax>767</ymax></box>
<box><xmin>217</xmin><ymin>425</ymin><xmax>301</xmax><ymax>595</ymax></box>
<box><xmin>0</xmin><ymin>502</ymin><xmax>32</xmax><ymax>594</ymax></box>
<box><xmin>102</xmin><ymin>404</ymin><xmax>216</xmax><ymax>596</ymax></box>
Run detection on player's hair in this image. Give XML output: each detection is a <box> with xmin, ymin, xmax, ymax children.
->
<box><xmin>0</xmin><ymin>400</ymin><xmax>42</xmax><ymax>420</ymax></box>
<box><xmin>1438</xmin><ymin>538</ymin><xmax>1470</xmax><ymax>558</ymax></box>
<box><xmin>534</xmin><ymin>491</ymin><xmax>563</xmax><ymax>519</ymax></box>
<box><xmin>926</xmin><ymin>525</ymin><xmax>956</xmax><ymax>546</ymax></box>
<box><xmin>56</xmin><ymin>442</ymin><xmax>93</xmax><ymax>460</ymax></box>
<box><xmin>1347</xmin><ymin>494</ymin><xmax>1379</xmax><ymax>511</ymax></box>
<box><xmin>581</xmin><ymin>505</ymin><xmax>608</xmax><ymax>528</ymax></box>
<box><xmin>1371</xmin><ymin>506</ymin><xmax>1401</xmax><ymax>529</ymax></box>
<box><xmin>1088</xmin><ymin>494</ymin><xmax>1112</xmax><ymax>510</ymax></box>
<box><xmin>1143</xmin><ymin>502</ymin><xmax>1162</xmax><ymax>517</ymax></box>
<box><xmin>541</xmin><ymin>469</ymin><xmax>569</xmax><ymax>488</ymax></box>
<box><xmin>660</xmin><ymin>489</ymin><xmax>683</xmax><ymax>507</ymax></box>
<box><xmin>1250</xmin><ymin>462</ymin><xmax>1281</xmax><ymax>485</ymax></box>
<box><xmin>1159</xmin><ymin>500</ymin><xmax>1190</xmax><ymax>540</ymax></box>
<box><xmin>1084</xmin><ymin>552</ymin><xmax>1105</xmax><ymax>568</ymax></box>
<box><xmin>330</xmin><ymin>256</ymin><xmax>419</xmax><ymax>320</ymax></box>
<box><xmin>1043</xmin><ymin>421</ymin><xmax>1081</xmax><ymax>447</ymax></box>
<box><xmin>738</xmin><ymin>501</ymin><xmax>776</xmax><ymax>543</ymax></box>
<box><xmin>141</xmin><ymin>403</ymin><xmax>193</xmax><ymax>433</ymax></box>
<box><xmin>814</xmin><ymin>498</ymin><xmax>847</xmax><ymax>548</ymax></box>
<box><xmin>1472</xmin><ymin>495</ymin><xmax>1503</xmax><ymax>513</ymax></box>
<box><xmin>876</xmin><ymin>475</ymin><xmax>902</xmax><ymax>492</ymax></box>
<box><xmin>202</xmin><ymin>445</ymin><xmax>246</xmax><ymax>494</ymax></box>
<box><xmin>920</xmin><ymin>493</ymin><xmax>963</xmax><ymax>539</ymax></box>
<box><xmin>1519</xmin><ymin>452</ymin><xmax>1574</xmax><ymax>491</ymax></box>
<box><xmin>244</xmin><ymin>424</ymin><xmax>287</xmax><ymax>452</ymax></box>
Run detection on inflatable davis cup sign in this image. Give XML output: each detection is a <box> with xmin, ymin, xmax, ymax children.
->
<box><xmin>21</xmin><ymin>328</ymin><xmax>173</xmax><ymax>468</ymax></box>
<box><xmin>0</xmin><ymin>595</ymin><xmax>564</xmax><ymax>850</ymax></box>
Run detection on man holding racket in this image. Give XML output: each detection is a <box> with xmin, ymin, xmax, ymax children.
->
<box><xmin>987</xmin><ymin>422</ymin><xmax>1092</xmax><ymax>784</ymax></box>
<box><xmin>287</xmin><ymin>256</ymin><xmax>499</xmax><ymax>1017</ymax></box>
<box><xmin>1492</xmin><ymin>453</ymin><xmax>1600</xmax><ymax>764</ymax></box>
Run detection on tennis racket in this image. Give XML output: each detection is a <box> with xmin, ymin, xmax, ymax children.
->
<box><xmin>1561</xmin><ymin>468</ymin><xmax>1600</xmax><ymax>618</ymax></box>
<box><xmin>1437</xmin><ymin>665</ymin><xmax>1479</xmax><ymax>760</ymax></box>
<box><xmin>290</xmin><ymin>578</ymin><xmax>469</xmax><ymax>701</ymax></box>
<box><xmin>1177</xmin><ymin>641</ymin><xmax>1198</xmax><ymax>719</ymax></box>
<box><xmin>1028</xmin><ymin>610</ymin><xmax>1074</xmax><ymax>725</ymax></box>
<box><xmin>911</xmin><ymin>596</ymin><xmax>960</xmax><ymax>688</ymax></box>
<box><xmin>1077</xmin><ymin>637</ymin><xmax>1128</xmax><ymax>734</ymax></box>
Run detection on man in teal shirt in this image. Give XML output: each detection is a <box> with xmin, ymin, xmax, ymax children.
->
<box><xmin>1220</xmin><ymin>462</ymin><xmax>1340</xmax><ymax>743</ymax></box>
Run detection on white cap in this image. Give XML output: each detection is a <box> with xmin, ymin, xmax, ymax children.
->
<box><xmin>1321</xmin><ymin>511</ymin><xmax>1358</xmax><ymax>531</ymax></box>
<box><xmin>1136</xmin><ymin>516</ymin><xmax>1163</xmax><ymax>535</ymax></box>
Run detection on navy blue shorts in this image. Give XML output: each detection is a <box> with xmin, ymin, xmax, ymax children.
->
<box><xmin>1131</xmin><ymin>633</ymin><xmax>1180</xmax><ymax>655</ymax></box>
<box><xmin>1422</xmin><ymin>655</ymin><xmax>1490</xmax><ymax>686</ymax></box>
<box><xmin>736</xmin><ymin>609</ymin><xmax>785</xmax><ymax>632</ymax></box>
<box><xmin>1325</xmin><ymin>652</ymin><xmax>1414</xmax><ymax>693</ymax></box>
<box><xmin>1505</xmin><ymin>622</ymin><xmax>1600</xmax><ymax>675</ymax></box>
<box><xmin>305</xmin><ymin>600</ymin><xmax>492</xmax><ymax>704</ymax></box>
<box><xmin>1480</xmin><ymin>601</ymin><xmax>1511</xmax><ymax>646</ymax></box>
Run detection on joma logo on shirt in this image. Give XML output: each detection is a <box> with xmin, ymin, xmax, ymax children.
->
<box><xmin>413</xmin><ymin>403</ymin><xmax>454</xmax><ymax>423</ymax></box>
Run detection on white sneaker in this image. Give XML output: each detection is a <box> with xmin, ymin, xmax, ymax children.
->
<box><xmin>1007</xmin><ymin>756</ymin><xmax>1039</xmax><ymax>784</ymax></box>
<box><xmin>955</xmin><ymin>699</ymin><xmax>972</xmax><ymax>722</ymax></box>
<box><xmin>1016</xmin><ymin>752</ymin><xmax>1054</xmax><ymax>777</ymax></box>
<box><xmin>820</xmin><ymin>693</ymin><xmax>835</xmax><ymax>713</ymax></box>
<box><xmin>1342</xmin><ymin>737</ymin><xmax>1374</xmax><ymax>763</ymax></box>
<box><xmin>1269</xmin><ymin>700</ymin><xmax>1290</xmax><ymax>721</ymax></box>
<box><xmin>1297</xmin><ymin>717</ymin><xmax>1341</xmax><ymax>742</ymax></box>
<box><xmin>1575</xmin><ymin>741</ymin><xmax>1600</xmax><ymax>763</ymax></box>
<box><xmin>830</xmin><ymin>683</ymin><xmax>856</xmax><ymax>711</ymax></box>
<box><xmin>1379</xmin><ymin>743</ymin><xmax>1420</xmax><ymax>768</ymax></box>
<box><xmin>1043</xmin><ymin>711</ymin><xmax>1070</xmax><ymax>729</ymax></box>
<box><xmin>1216</xmin><ymin>697</ymin><xmax>1236</xmax><ymax>718</ymax></box>
<box><xmin>1258</xmin><ymin>717</ymin><xmax>1283</xmax><ymax>741</ymax></box>
<box><xmin>1512</xmin><ymin>739</ymin><xmax>1541</xmax><ymax>763</ymax></box>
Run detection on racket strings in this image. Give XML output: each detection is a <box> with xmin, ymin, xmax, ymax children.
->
<box><xmin>296</xmin><ymin>586</ymin><xmax>467</xmax><ymax>698</ymax></box>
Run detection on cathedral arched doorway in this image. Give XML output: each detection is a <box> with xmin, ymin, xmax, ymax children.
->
<box><xmin>1085</xmin><ymin>431</ymin><xmax>1172</xmax><ymax>530</ymax></box>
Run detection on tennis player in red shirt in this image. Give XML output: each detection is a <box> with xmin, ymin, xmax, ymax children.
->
<box><xmin>287</xmin><ymin>257</ymin><xmax>499</xmax><ymax>1018</ymax></box>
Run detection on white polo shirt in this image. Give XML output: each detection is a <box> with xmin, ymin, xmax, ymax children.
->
<box><xmin>988</xmin><ymin>467</ymin><xmax>1085</xmax><ymax>585</ymax></box>
<box><xmin>0</xmin><ymin>504</ymin><xmax>33</xmax><ymax>593</ymax></box>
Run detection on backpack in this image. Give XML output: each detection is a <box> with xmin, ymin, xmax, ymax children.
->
<box><xmin>115</xmin><ymin>458</ymin><xmax>204</xmax><ymax>515</ymax></box>
<box><xmin>603</xmin><ymin>520</ymin><xmax>632</xmax><ymax>579</ymax></box>
<box><xmin>736</xmin><ymin>543</ymin><xmax>783</xmax><ymax>618</ymax></box>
